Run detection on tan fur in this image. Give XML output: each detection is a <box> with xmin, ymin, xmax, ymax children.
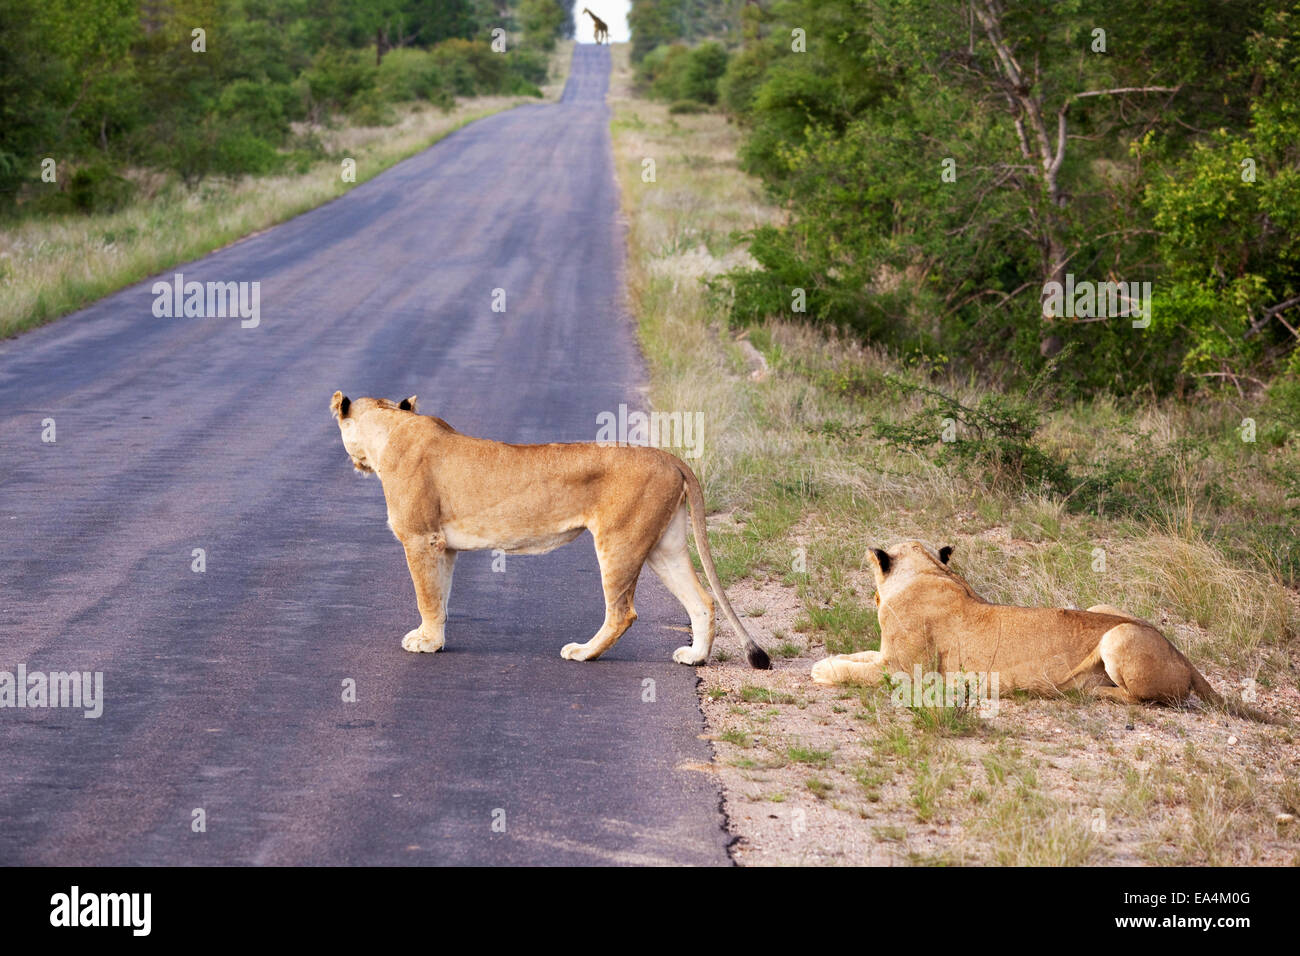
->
<box><xmin>810</xmin><ymin>540</ymin><xmax>1230</xmax><ymax>711</ymax></box>
<box><xmin>329</xmin><ymin>392</ymin><xmax>770</xmax><ymax>667</ymax></box>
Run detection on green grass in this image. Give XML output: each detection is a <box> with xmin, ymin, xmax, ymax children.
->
<box><xmin>805</xmin><ymin>777</ymin><xmax>833</xmax><ymax>799</ymax></box>
<box><xmin>738</xmin><ymin>685</ymin><xmax>795</xmax><ymax>705</ymax></box>
<box><xmin>718</xmin><ymin>728</ymin><xmax>751</xmax><ymax>747</ymax></box>
<box><xmin>786</xmin><ymin>744</ymin><xmax>833</xmax><ymax>768</ymax></box>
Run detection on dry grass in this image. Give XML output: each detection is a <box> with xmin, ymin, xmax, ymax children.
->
<box><xmin>608</xmin><ymin>43</ymin><xmax>1300</xmax><ymax>865</ymax></box>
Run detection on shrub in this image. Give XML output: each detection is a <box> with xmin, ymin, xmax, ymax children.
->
<box><xmin>210</xmin><ymin>127</ymin><xmax>282</xmax><ymax>176</ymax></box>
<box><xmin>718</xmin><ymin>42</ymin><xmax>775</xmax><ymax>120</ymax></box>
<box><xmin>303</xmin><ymin>48</ymin><xmax>376</xmax><ymax>116</ymax></box>
<box><xmin>347</xmin><ymin>89</ymin><xmax>398</xmax><ymax>126</ymax></box>
<box><xmin>518</xmin><ymin>0</ymin><xmax>568</xmax><ymax>51</ymax></box>
<box><xmin>216</xmin><ymin>79</ymin><xmax>297</xmax><ymax>140</ymax></box>
<box><xmin>874</xmin><ymin>375</ymin><xmax>1073</xmax><ymax>498</ymax></box>
<box><xmin>376</xmin><ymin>48</ymin><xmax>449</xmax><ymax>105</ymax></box>
<box><xmin>506</xmin><ymin>48</ymin><xmax>549</xmax><ymax>87</ymax></box>
<box><xmin>67</xmin><ymin>164</ymin><xmax>135</xmax><ymax>213</ymax></box>
<box><xmin>169</xmin><ymin>121</ymin><xmax>282</xmax><ymax>182</ymax></box>
<box><xmin>637</xmin><ymin>43</ymin><xmax>729</xmax><ymax>105</ymax></box>
<box><xmin>430</xmin><ymin>38</ymin><xmax>504</xmax><ymax>96</ymax></box>
<box><xmin>682</xmin><ymin>42</ymin><xmax>728</xmax><ymax>105</ymax></box>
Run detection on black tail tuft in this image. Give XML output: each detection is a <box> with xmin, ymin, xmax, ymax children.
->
<box><xmin>747</xmin><ymin>643</ymin><xmax>771</xmax><ymax>670</ymax></box>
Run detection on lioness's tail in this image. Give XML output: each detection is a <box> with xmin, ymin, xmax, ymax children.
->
<box><xmin>1187</xmin><ymin>661</ymin><xmax>1289</xmax><ymax>726</ymax></box>
<box><xmin>674</xmin><ymin>460</ymin><xmax>771</xmax><ymax>669</ymax></box>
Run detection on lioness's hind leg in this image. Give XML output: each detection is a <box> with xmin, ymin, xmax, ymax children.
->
<box><xmin>560</xmin><ymin>530</ymin><xmax>646</xmax><ymax>662</ymax></box>
<box><xmin>1089</xmin><ymin>685</ymin><xmax>1139</xmax><ymax>705</ymax></box>
<box><xmin>1098</xmin><ymin>624</ymin><xmax>1194</xmax><ymax>704</ymax></box>
<box><xmin>647</xmin><ymin>504</ymin><xmax>715</xmax><ymax>665</ymax></box>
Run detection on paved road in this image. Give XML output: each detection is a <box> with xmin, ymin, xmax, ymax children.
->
<box><xmin>0</xmin><ymin>45</ymin><xmax>733</xmax><ymax>865</ymax></box>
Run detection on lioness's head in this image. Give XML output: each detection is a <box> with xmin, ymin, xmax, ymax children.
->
<box><xmin>866</xmin><ymin>540</ymin><xmax>956</xmax><ymax>605</ymax></box>
<box><xmin>330</xmin><ymin>390</ymin><xmax>418</xmax><ymax>474</ymax></box>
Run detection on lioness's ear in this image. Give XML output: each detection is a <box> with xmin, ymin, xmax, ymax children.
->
<box><xmin>939</xmin><ymin>545</ymin><xmax>954</xmax><ymax>564</ymax></box>
<box><xmin>331</xmin><ymin>391</ymin><xmax>351</xmax><ymax>420</ymax></box>
<box><xmin>398</xmin><ymin>395</ymin><xmax>418</xmax><ymax>412</ymax></box>
<box><xmin>870</xmin><ymin>548</ymin><xmax>891</xmax><ymax>575</ymax></box>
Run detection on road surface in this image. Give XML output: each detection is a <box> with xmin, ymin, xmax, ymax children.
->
<box><xmin>0</xmin><ymin>45</ymin><xmax>733</xmax><ymax>866</ymax></box>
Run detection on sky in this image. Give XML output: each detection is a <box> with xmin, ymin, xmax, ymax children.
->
<box><xmin>571</xmin><ymin>1</ymin><xmax>632</xmax><ymax>43</ymax></box>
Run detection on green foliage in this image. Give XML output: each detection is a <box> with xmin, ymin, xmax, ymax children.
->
<box><xmin>376</xmin><ymin>48</ymin><xmax>454</xmax><ymax>108</ymax></box>
<box><xmin>628</xmin><ymin>0</ymin><xmax>740</xmax><ymax>62</ymax></box>
<box><xmin>1140</xmin><ymin>7</ymin><xmax>1300</xmax><ymax>381</ymax></box>
<box><xmin>0</xmin><ymin>0</ymin><xmax>543</xmax><ymax>208</ymax></box>
<box><xmin>304</xmin><ymin>47</ymin><xmax>377</xmax><ymax>115</ymax></box>
<box><xmin>715</xmin><ymin>0</ymin><xmax>1300</xmax><ymax>396</ymax></box>
<box><xmin>217</xmin><ymin>79</ymin><xmax>298</xmax><ymax>139</ymax></box>
<box><xmin>874</xmin><ymin>372</ymin><xmax>1073</xmax><ymax>498</ymax></box>
<box><xmin>637</xmin><ymin>42</ymin><xmax>729</xmax><ymax>106</ymax></box>
<box><xmin>518</xmin><ymin>0</ymin><xmax>568</xmax><ymax>51</ymax></box>
<box><xmin>426</xmin><ymin>39</ymin><xmax>544</xmax><ymax>98</ymax></box>
<box><xmin>681</xmin><ymin>41</ymin><xmax>728</xmax><ymax>104</ymax></box>
<box><xmin>67</xmin><ymin>165</ymin><xmax>136</xmax><ymax>213</ymax></box>
<box><xmin>505</xmin><ymin>48</ymin><xmax>550</xmax><ymax>89</ymax></box>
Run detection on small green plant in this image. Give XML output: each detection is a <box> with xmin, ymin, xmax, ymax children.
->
<box><xmin>719</xmin><ymin>728</ymin><xmax>751</xmax><ymax>747</ymax></box>
<box><xmin>873</xmin><ymin>369</ymin><xmax>1071</xmax><ymax>497</ymax></box>
<box><xmin>739</xmin><ymin>685</ymin><xmax>796</xmax><ymax>705</ymax></box>
<box><xmin>805</xmin><ymin>777</ymin><xmax>833</xmax><ymax>799</ymax></box>
<box><xmin>786</xmin><ymin>744</ymin><xmax>833</xmax><ymax>768</ymax></box>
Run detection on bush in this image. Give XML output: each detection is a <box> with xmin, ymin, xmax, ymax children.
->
<box><xmin>718</xmin><ymin>42</ymin><xmax>775</xmax><ymax>120</ymax></box>
<box><xmin>347</xmin><ymin>89</ymin><xmax>398</xmax><ymax>126</ymax></box>
<box><xmin>421</xmin><ymin>40</ymin><xmax>544</xmax><ymax>99</ymax></box>
<box><xmin>217</xmin><ymin>79</ymin><xmax>297</xmax><ymax>140</ymax></box>
<box><xmin>638</xmin><ymin>42</ymin><xmax>732</xmax><ymax>108</ymax></box>
<box><xmin>67</xmin><ymin>164</ymin><xmax>135</xmax><ymax>213</ymax></box>
<box><xmin>682</xmin><ymin>42</ymin><xmax>728</xmax><ymax>105</ymax></box>
<box><xmin>518</xmin><ymin>0</ymin><xmax>568</xmax><ymax>51</ymax></box>
<box><xmin>376</xmin><ymin>48</ymin><xmax>450</xmax><ymax>106</ymax></box>
<box><xmin>210</xmin><ymin>127</ymin><xmax>282</xmax><ymax>176</ymax></box>
<box><xmin>506</xmin><ymin>48</ymin><xmax>549</xmax><ymax>87</ymax></box>
<box><xmin>873</xmin><ymin>374</ymin><xmax>1072</xmax><ymax>498</ymax></box>
<box><xmin>303</xmin><ymin>48</ymin><xmax>376</xmax><ymax>116</ymax></box>
<box><xmin>169</xmin><ymin>121</ymin><xmax>282</xmax><ymax>182</ymax></box>
<box><xmin>430</xmin><ymin>38</ymin><xmax>504</xmax><ymax>96</ymax></box>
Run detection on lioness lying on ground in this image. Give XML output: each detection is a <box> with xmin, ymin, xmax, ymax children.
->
<box><xmin>810</xmin><ymin>541</ymin><xmax>1257</xmax><ymax>716</ymax></box>
<box><xmin>329</xmin><ymin>391</ymin><xmax>770</xmax><ymax>668</ymax></box>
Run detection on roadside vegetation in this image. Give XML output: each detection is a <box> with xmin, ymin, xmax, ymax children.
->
<box><xmin>0</xmin><ymin>0</ymin><xmax>576</xmax><ymax>336</ymax></box>
<box><xmin>608</xmin><ymin>4</ymin><xmax>1300</xmax><ymax>862</ymax></box>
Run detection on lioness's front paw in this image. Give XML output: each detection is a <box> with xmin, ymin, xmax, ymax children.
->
<box><xmin>401</xmin><ymin>627</ymin><xmax>445</xmax><ymax>653</ymax></box>
<box><xmin>561</xmin><ymin>642</ymin><xmax>594</xmax><ymax>661</ymax></box>
<box><xmin>672</xmin><ymin>645</ymin><xmax>708</xmax><ymax>665</ymax></box>
<box><xmin>810</xmin><ymin>657</ymin><xmax>841</xmax><ymax>685</ymax></box>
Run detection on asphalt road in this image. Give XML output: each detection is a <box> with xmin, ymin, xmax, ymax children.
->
<box><xmin>0</xmin><ymin>45</ymin><xmax>733</xmax><ymax>866</ymax></box>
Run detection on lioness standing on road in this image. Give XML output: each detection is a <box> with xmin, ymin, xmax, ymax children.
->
<box><xmin>330</xmin><ymin>391</ymin><xmax>770</xmax><ymax>669</ymax></box>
